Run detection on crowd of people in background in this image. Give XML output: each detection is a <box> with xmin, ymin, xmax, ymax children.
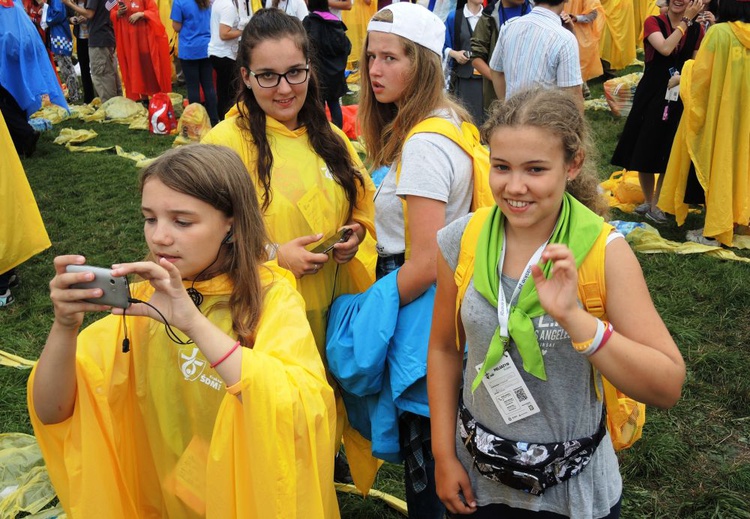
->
<box><xmin>1</xmin><ymin>0</ymin><xmax>749</xmax><ymax>518</ymax></box>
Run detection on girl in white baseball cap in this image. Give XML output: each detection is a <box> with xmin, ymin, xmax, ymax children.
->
<box><xmin>357</xmin><ymin>3</ymin><xmax>477</xmax><ymax>518</ymax></box>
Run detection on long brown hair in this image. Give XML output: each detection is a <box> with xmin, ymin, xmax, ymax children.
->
<box><xmin>139</xmin><ymin>144</ymin><xmax>270</xmax><ymax>346</ymax></box>
<box><xmin>234</xmin><ymin>8</ymin><xmax>364</xmax><ymax>215</ymax></box>
<box><xmin>481</xmin><ymin>89</ymin><xmax>609</xmax><ymax>217</ymax></box>
<box><xmin>358</xmin><ymin>9</ymin><xmax>470</xmax><ymax>168</ymax></box>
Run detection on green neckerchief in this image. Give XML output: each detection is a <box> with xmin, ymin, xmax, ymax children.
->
<box><xmin>471</xmin><ymin>192</ymin><xmax>603</xmax><ymax>392</ymax></box>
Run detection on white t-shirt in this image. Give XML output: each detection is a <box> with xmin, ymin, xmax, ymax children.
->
<box><xmin>265</xmin><ymin>0</ymin><xmax>308</xmax><ymax>20</ymax></box>
<box><xmin>208</xmin><ymin>0</ymin><xmax>240</xmax><ymax>60</ymax></box>
<box><xmin>374</xmin><ymin>110</ymin><xmax>474</xmax><ymax>256</ymax></box>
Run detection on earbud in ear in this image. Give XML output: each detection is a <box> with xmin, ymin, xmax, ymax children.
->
<box><xmin>222</xmin><ymin>228</ymin><xmax>234</xmax><ymax>244</ymax></box>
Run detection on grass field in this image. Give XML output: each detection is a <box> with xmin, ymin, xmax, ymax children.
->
<box><xmin>2</xmin><ymin>75</ymin><xmax>750</xmax><ymax>518</ymax></box>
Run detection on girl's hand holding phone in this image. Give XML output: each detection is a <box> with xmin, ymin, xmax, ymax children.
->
<box><xmin>332</xmin><ymin>223</ymin><xmax>361</xmax><ymax>264</ymax></box>
<box><xmin>50</xmin><ymin>255</ymin><xmax>113</xmax><ymax>330</ymax></box>
<box><xmin>109</xmin><ymin>259</ymin><xmax>202</xmax><ymax>334</ymax></box>
<box><xmin>277</xmin><ymin>234</ymin><xmax>330</xmax><ymax>278</ymax></box>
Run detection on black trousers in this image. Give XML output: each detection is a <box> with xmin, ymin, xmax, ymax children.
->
<box><xmin>0</xmin><ymin>84</ymin><xmax>37</xmax><ymax>157</ymax></box>
<box><xmin>210</xmin><ymin>55</ymin><xmax>238</xmax><ymax>121</ymax></box>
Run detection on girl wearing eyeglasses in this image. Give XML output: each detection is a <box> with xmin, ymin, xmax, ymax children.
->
<box><xmin>203</xmin><ymin>8</ymin><xmax>376</xmax><ymax>398</ymax></box>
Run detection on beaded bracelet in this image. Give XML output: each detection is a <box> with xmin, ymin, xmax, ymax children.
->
<box><xmin>210</xmin><ymin>340</ymin><xmax>241</xmax><ymax>369</ymax></box>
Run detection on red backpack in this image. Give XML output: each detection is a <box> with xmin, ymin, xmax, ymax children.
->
<box><xmin>148</xmin><ymin>93</ymin><xmax>177</xmax><ymax>135</ymax></box>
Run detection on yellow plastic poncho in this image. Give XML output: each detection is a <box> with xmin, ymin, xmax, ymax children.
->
<box><xmin>28</xmin><ymin>267</ymin><xmax>339</xmax><ymax>519</ymax></box>
<box><xmin>0</xmin><ymin>113</ymin><xmax>51</xmax><ymax>275</ymax></box>
<box><xmin>343</xmin><ymin>0</ymin><xmax>378</xmax><ymax>69</ymax></box>
<box><xmin>633</xmin><ymin>0</ymin><xmax>660</xmax><ymax>50</ymax></box>
<box><xmin>599</xmin><ymin>0</ymin><xmax>637</xmax><ymax>69</ymax></box>
<box><xmin>203</xmin><ymin>113</ymin><xmax>376</xmax><ymax>353</ymax></box>
<box><xmin>203</xmin><ymin>112</ymin><xmax>381</xmax><ymax>494</ymax></box>
<box><xmin>660</xmin><ymin>22</ymin><xmax>750</xmax><ymax>247</ymax></box>
<box><xmin>568</xmin><ymin>0</ymin><xmax>606</xmax><ymax>80</ymax></box>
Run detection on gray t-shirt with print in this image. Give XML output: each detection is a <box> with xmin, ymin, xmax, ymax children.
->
<box><xmin>436</xmin><ymin>214</ymin><xmax>622</xmax><ymax>519</ymax></box>
<box><xmin>374</xmin><ymin>111</ymin><xmax>473</xmax><ymax>256</ymax></box>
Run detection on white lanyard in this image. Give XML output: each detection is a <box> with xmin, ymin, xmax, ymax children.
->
<box><xmin>496</xmin><ymin>229</ymin><xmax>549</xmax><ymax>339</ymax></box>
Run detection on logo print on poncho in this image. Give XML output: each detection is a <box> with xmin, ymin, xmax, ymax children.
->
<box><xmin>179</xmin><ymin>347</ymin><xmax>206</xmax><ymax>381</ymax></box>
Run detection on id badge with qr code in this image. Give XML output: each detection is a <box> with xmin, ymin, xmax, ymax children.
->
<box><xmin>476</xmin><ymin>351</ymin><xmax>540</xmax><ymax>424</ymax></box>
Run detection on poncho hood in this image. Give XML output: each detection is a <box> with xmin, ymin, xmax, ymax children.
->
<box><xmin>729</xmin><ymin>21</ymin><xmax>750</xmax><ymax>49</ymax></box>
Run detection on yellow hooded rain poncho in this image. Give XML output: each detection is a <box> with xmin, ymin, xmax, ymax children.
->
<box><xmin>0</xmin><ymin>112</ymin><xmax>51</xmax><ymax>275</ymax></box>
<box><xmin>660</xmin><ymin>22</ymin><xmax>750</xmax><ymax>247</ymax></box>
<box><xmin>568</xmin><ymin>0</ymin><xmax>606</xmax><ymax>80</ymax></box>
<box><xmin>343</xmin><ymin>0</ymin><xmax>378</xmax><ymax>69</ymax></box>
<box><xmin>203</xmin><ymin>111</ymin><xmax>382</xmax><ymax>494</ymax></box>
<box><xmin>28</xmin><ymin>266</ymin><xmax>340</xmax><ymax>519</ymax></box>
<box><xmin>599</xmin><ymin>0</ymin><xmax>637</xmax><ymax>69</ymax></box>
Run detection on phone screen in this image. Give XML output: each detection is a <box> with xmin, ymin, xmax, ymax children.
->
<box><xmin>310</xmin><ymin>228</ymin><xmax>353</xmax><ymax>254</ymax></box>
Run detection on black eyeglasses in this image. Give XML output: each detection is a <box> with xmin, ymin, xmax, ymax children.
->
<box><xmin>248</xmin><ymin>67</ymin><xmax>310</xmax><ymax>88</ymax></box>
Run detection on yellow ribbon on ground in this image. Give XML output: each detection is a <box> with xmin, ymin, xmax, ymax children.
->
<box><xmin>627</xmin><ymin>228</ymin><xmax>750</xmax><ymax>262</ymax></box>
<box><xmin>64</xmin><ymin>143</ymin><xmax>153</xmax><ymax>167</ymax></box>
<box><xmin>335</xmin><ymin>483</ymin><xmax>408</xmax><ymax>516</ymax></box>
<box><xmin>0</xmin><ymin>350</ymin><xmax>35</xmax><ymax>369</ymax></box>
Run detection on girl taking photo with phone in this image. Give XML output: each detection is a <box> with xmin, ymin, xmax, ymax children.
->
<box><xmin>28</xmin><ymin>144</ymin><xmax>338</xmax><ymax>518</ymax></box>
<box><xmin>428</xmin><ymin>89</ymin><xmax>686</xmax><ymax>518</ymax></box>
<box><xmin>203</xmin><ymin>8</ymin><xmax>375</xmax><ymax>357</ymax></box>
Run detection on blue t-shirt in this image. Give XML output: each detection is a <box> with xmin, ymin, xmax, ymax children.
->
<box><xmin>171</xmin><ymin>0</ymin><xmax>211</xmax><ymax>60</ymax></box>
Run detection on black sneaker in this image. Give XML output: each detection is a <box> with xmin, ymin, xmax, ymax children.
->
<box><xmin>333</xmin><ymin>452</ymin><xmax>353</xmax><ymax>484</ymax></box>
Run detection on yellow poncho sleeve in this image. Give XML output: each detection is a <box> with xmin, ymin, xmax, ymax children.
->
<box><xmin>28</xmin><ymin>267</ymin><xmax>339</xmax><ymax>519</ymax></box>
<box><xmin>0</xmin><ymin>112</ymin><xmax>51</xmax><ymax>274</ymax></box>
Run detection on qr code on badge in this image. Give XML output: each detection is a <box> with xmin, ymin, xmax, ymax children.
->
<box><xmin>514</xmin><ymin>387</ymin><xmax>528</xmax><ymax>402</ymax></box>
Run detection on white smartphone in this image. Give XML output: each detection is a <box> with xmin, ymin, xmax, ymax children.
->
<box><xmin>66</xmin><ymin>264</ymin><xmax>131</xmax><ymax>309</ymax></box>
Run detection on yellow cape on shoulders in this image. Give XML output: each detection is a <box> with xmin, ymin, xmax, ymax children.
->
<box><xmin>28</xmin><ymin>265</ymin><xmax>339</xmax><ymax>518</ymax></box>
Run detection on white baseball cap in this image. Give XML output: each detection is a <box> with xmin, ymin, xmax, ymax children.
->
<box><xmin>367</xmin><ymin>3</ymin><xmax>445</xmax><ymax>58</ymax></box>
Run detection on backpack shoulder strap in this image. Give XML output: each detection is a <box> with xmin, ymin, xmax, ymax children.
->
<box><xmin>453</xmin><ymin>207</ymin><xmax>493</xmax><ymax>349</ymax></box>
<box><xmin>576</xmin><ymin>222</ymin><xmax>613</xmax><ymax>320</ymax></box>
<box><xmin>397</xmin><ymin>117</ymin><xmax>472</xmax><ymax>259</ymax></box>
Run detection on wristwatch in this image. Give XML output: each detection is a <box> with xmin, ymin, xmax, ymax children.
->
<box><xmin>681</xmin><ymin>16</ymin><xmax>693</xmax><ymax>26</ymax></box>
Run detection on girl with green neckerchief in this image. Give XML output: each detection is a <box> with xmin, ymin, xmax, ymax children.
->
<box><xmin>427</xmin><ymin>88</ymin><xmax>686</xmax><ymax>519</ymax></box>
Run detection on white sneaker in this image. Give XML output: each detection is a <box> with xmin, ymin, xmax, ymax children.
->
<box><xmin>686</xmin><ymin>229</ymin><xmax>720</xmax><ymax>247</ymax></box>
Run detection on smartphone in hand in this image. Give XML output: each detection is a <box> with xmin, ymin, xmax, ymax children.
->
<box><xmin>66</xmin><ymin>265</ymin><xmax>131</xmax><ymax>309</ymax></box>
<box><xmin>309</xmin><ymin>228</ymin><xmax>353</xmax><ymax>254</ymax></box>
